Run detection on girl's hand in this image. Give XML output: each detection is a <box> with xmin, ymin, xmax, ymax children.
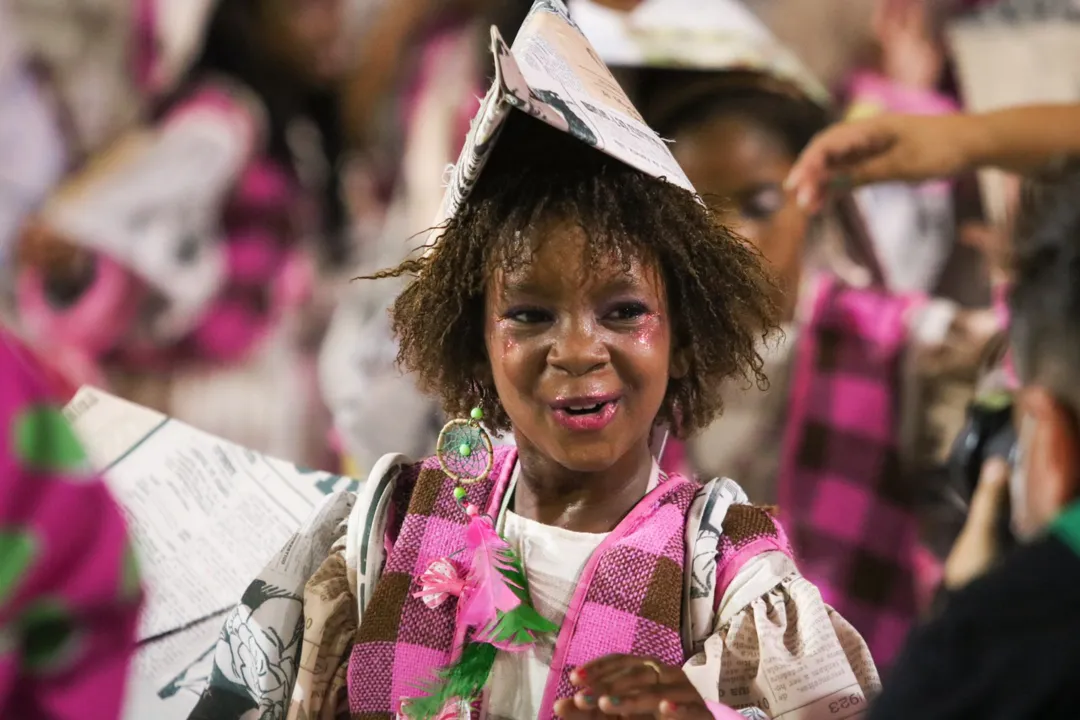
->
<box><xmin>785</xmin><ymin>113</ymin><xmax>977</xmax><ymax>214</ymax></box>
<box><xmin>553</xmin><ymin>655</ymin><xmax>713</xmax><ymax>719</ymax></box>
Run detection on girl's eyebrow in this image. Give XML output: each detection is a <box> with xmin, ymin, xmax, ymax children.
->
<box><xmin>596</xmin><ymin>275</ymin><xmax>648</xmax><ymax>295</ymax></box>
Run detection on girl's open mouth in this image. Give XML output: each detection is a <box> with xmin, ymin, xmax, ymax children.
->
<box><xmin>550</xmin><ymin>398</ymin><xmax>620</xmax><ymax>432</ymax></box>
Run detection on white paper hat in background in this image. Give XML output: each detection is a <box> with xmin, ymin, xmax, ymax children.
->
<box><xmin>146</xmin><ymin>0</ymin><xmax>221</xmax><ymax>96</ymax></box>
<box><xmin>567</xmin><ymin>0</ymin><xmax>830</xmax><ymax>107</ymax></box>
<box><xmin>433</xmin><ymin>0</ymin><xmax>694</xmax><ymax>230</ymax></box>
<box><xmin>948</xmin><ymin>5</ymin><xmax>1080</xmax><ymax>225</ymax></box>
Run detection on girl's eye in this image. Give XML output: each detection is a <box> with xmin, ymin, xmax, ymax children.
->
<box><xmin>606</xmin><ymin>302</ymin><xmax>649</xmax><ymax>321</ymax></box>
<box><xmin>505</xmin><ymin>307</ymin><xmax>552</xmax><ymax>324</ymax></box>
<box><xmin>739</xmin><ymin>184</ymin><xmax>785</xmax><ymax>221</ymax></box>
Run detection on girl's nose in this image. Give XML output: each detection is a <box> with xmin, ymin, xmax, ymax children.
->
<box><xmin>547</xmin><ymin>315</ymin><xmax>609</xmax><ymax>377</ymax></box>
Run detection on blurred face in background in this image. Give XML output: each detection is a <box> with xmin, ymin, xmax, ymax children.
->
<box><xmin>673</xmin><ymin>114</ymin><xmax>809</xmax><ymax>314</ymax></box>
<box><xmin>262</xmin><ymin>0</ymin><xmax>352</xmax><ymax>86</ymax></box>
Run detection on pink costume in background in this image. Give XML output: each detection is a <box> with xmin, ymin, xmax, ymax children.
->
<box><xmin>17</xmin><ymin>84</ymin><xmax>310</xmax><ymax>374</ymax></box>
<box><xmin>0</xmin><ymin>328</ymin><xmax>142</xmax><ymax>719</ymax></box>
<box><xmin>779</xmin><ymin>276</ymin><xmax>928</xmax><ymax>669</ymax></box>
<box><xmin>14</xmin><ymin>1</ymin><xmax>323</xmax><ymax>460</ymax></box>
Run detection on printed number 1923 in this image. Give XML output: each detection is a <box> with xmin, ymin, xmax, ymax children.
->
<box><xmin>829</xmin><ymin>694</ymin><xmax>863</xmax><ymax>714</ymax></box>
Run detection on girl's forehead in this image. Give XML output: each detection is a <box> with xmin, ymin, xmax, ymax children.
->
<box><xmin>495</xmin><ymin>220</ymin><xmax>656</xmax><ymax>270</ymax></box>
<box><xmin>492</xmin><ymin>236</ymin><xmax>664</xmax><ymax>296</ymax></box>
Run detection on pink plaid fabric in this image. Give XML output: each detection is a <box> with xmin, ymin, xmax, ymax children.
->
<box><xmin>347</xmin><ymin>447</ymin><xmax>702</xmax><ymax>718</ymax></box>
<box><xmin>779</xmin><ymin>275</ymin><xmax>923</xmax><ymax>670</ymax></box>
<box><xmin>713</xmin><ymin>505</ymin><xmax>794</xmax><ymax>613</ymax></box>
<box><xmin>539</xmin><ymin>479</ymin><xmax>697</xmax><ymax>719</ymax></box>
<box><xmin>348</xmin><ymin>451</ymin><xmax>515</xmax><ymax>717</ymax></box>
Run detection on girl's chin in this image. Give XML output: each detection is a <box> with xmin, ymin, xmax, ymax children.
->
<box><xmin>536</xmin><ymin>436</ymin><xmax>638</xmax><ymax>475</ymax></box>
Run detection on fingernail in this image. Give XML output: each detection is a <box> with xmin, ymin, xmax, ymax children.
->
<box><xmin>607</xmin><ymin>696</ymin><xmax>621</xmax><ymax>706</ymax></box>
<box><xmin>796</xmin><ymin>188</ymin><xmax>812</xmax><ymax>209</ymax></box>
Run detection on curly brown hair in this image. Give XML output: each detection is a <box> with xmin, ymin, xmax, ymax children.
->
<box><xmin>369</xmin><ymin>112</ymin><xmax>780</xmax><ymax>438</ymax></box>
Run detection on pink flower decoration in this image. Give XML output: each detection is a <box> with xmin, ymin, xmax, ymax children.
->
<box><xmin>413</xmin><ymin>558</ymin><xmax>466</xmax><ymax>609</ymax></box>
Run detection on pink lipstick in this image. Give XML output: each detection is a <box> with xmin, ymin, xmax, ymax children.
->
<box><xmin>550</xmin><ymin>393</ymin><xmax>621</xmax><ymax>432</ymax></box>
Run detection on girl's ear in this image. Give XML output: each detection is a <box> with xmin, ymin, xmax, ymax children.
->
<box><xmin>473</xmin><ymin>358</ymin><xmax>494</xmax><ymax>386</ymax></box>
<box><xmin>670</xmin><ymin>346</ymin><xmax>691</xmax><ymax>380</ymax></box>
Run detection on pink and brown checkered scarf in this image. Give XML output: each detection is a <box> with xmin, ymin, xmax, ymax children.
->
<box><xmin>347</xmin><ymin>446</ymin><xmax>699</xmax><ymax>719</ymax></box>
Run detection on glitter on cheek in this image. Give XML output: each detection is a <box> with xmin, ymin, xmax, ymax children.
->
<box><xmin>630</xmin><ymin>313</ymin><xmax>668</xmax><ymax>351</ymax></box>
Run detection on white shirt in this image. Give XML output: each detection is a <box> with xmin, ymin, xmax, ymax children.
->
<box><xmin>486</xmin><ymin>511</ymin><xmax>609</xmax><ymax>720</ymax></box>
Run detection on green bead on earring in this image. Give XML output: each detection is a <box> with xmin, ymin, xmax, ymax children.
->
<box><xmin>470</xmin><ymin>407</ymin><xmax>484</xmax><ymax>421</ymax></box>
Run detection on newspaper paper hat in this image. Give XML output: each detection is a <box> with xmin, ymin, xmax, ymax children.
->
<box><xmin>432</xmin><ymin>0</ymin><xmax>694</xmax><ymax>232</ymax></box>
<box><xmin>568</xmin><ymin>0</ymin><xmax>830</xmax><ymax>108</ymax></box>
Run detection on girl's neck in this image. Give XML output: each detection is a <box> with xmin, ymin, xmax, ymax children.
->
<box><xmin>511</xmin><ymin>441</ymin><xmax>655</xmax><ymax>534</ymax></box>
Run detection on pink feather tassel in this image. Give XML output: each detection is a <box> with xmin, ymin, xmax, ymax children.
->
<box><xmin>456</xmin><ymin>505</ymin><xmax>522</xmax><ymax>631</ymax></box>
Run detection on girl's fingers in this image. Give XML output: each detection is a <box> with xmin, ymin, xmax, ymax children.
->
<box><xmin>554</xmin><ymin>697</ymin><xmax>603</xmax><ymax>719</ymax></box>
<box><xmin>593</xmin><ymin>684</ymin><xmax>707</xmax><ymax>717</ymax></box>
<box><xmin>574</xmin><ymin>663</ymin><xmax>672</xmax><ymax>702</ymax></box>
<box><xmin>659</xmin><ymin>698</ymin><xmax>716</xmax><ymax>720</ymax></box>
<box><xmin>572</xmin><ymin>654</ymin><xmax>670</xmax><ymax>688</ymax></box>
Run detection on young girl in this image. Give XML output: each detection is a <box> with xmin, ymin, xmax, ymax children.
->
<box><xmin>191</xmin><ymin>3</ymin><xmax>878</xmax><ymax>718</ymax></box>
<box><xmin>0</xmin><ymin>325</ymin><xmax>142</xmax><ymax>719</ymax></box>
<box><xmin>12</xmin><ymin>0</ymin><xmax>357</xmax><ymax>462</ymax></box>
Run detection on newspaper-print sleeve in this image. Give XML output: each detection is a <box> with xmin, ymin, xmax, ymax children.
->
<box><xmin>189</xmin><ymin>453</ymin><xmax>407</xmax><ymax>720</ymax></box>
<box><xmin>682</xmin><ymin>552</ymin><xmax>881</xmax><ymax>719</ymax></box>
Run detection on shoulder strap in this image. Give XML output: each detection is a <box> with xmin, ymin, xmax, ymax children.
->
<box><xmin>345</xmin><ymin>452</ymin><xmax>412</xmax><ymax>616</ymax></box>
<box><xmin>684</xmin><ymin>477</ymin><xmax>745</xmax><ymax>650</ymax></box>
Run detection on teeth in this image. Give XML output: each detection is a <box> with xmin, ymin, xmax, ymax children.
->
<box><xmin>567</xmin><ymin>403</ymin><xmax>603</xmax><ymax>412</ymax></box>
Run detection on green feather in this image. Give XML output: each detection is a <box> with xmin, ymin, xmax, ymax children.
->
<box><xmin>402</xmin><ymin>642</ymin><xmax>498</xmax><ymax>720</ymax></box>
<box><xmin>472</xmin><ymin>547</ymin><xmax>560</xmax><ymax>646</ymax></box>
<box><xmin>487</xmin><ymin>603</ymin><xmax>560</xmax><ymax>646</ymax></box>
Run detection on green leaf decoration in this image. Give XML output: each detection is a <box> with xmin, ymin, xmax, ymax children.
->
<box><xmin>13</xmin><ymin>406</ymin><xmax>87</xmax><ymax>474</ymax></box>
<box><xmin>0</xmin><ymin>531</ymin><xmax>38</xmax><ymax>606</ymax></box>
<box><xmin>473</xmin><ymin>546</ymin><xmax>558</xmax><ymax>646</ymax></box>
<box><xmin>484</xmin><ymin>602</ymin><xmax>560</xmax><ymax>647</ymax></box>
<box><xmin>401</xmin><ymin>642</ymin><xmax>498</xmax><ymax>720</ymax></box>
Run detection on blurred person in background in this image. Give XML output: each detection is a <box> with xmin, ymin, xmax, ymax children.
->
<box><xmin>0</xmin><ymin>325</ymin><xmax>142</xmax><ymax>719</ymax></box>
<box><xmin>785</xmin><ymin>102</ymin><xmax>1080</xmax><ymax>718</ymax></box>
<box><xmin>0</xmin><ymin>0</ymin><xmax>67</xmax><ymax>271</ymax></box>
<box><xmin>319</xmin><ymin>0</ymin><xmax>533</xmax><ymax>477</ymax></box>
<box><xmin>845</xmin><ymin>0</ymin><xmax>959</xmax><ymax>296</ymax></box>
<box><xmin>571</xmin><ymin>0</ymin><xmax>1001</xmax><ymax>669</ymax></box>
<box><xmin>11</xmin><ymin>0</ymin><xmax>368</xmax><ymax>464</ymax></box>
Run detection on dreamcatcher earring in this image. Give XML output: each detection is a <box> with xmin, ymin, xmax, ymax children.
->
<box><xmin>436</xmin><ymin>407</ymin><xmax>494</xmax><ymax>488</ymax></box>
<box><xmin>404</xmin><ymin>408</ymin><xmax>558</xmax><ymax>720</ymax></box>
